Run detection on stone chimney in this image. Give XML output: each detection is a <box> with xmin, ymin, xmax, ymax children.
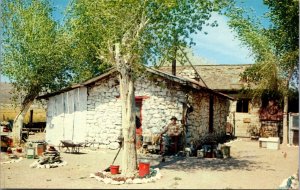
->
<box><xmin>172</xmin><ymin>58</ymin><xmax>176</xmax><ymax>76</ymax></box>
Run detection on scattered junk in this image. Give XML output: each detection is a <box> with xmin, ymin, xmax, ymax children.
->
<box><xmin>25</xmin><ymin>141</ymin><xmax>47</xmax><ymax>159</ymax></box>
<box><xmin>196</xmin><ymin>143</ymin><xmax>231</xmax><ymax>159</ymax></box>
<box><xmin>247</xmin><ymin>125</ymin><xmax>260</xmax><ymax>140</ymax></box>
<box><xmin>30</xmin><ymin>145</ymin><xmax>67</xmax><ymax>169</ymax></box>
<box><xmin>0</xmin><ymin>146</ymin><xmax>25</xmax><ymax>165</ymax></box>
<box><xmin>279</xmin><ymin>172</ymin><xmax>299</xmax><ymax>190</ymax></box>
<box><xmin>90</xmin><ymin>168</ymin><xmax>162</xmax><ymax>185</ymax></box>
<box><xmin>1</xmin><ymin>121</ymin><xmax>11</xmax><ymax>133</ymax></box>
<box><xmin>139</xmin><ymin>130</ymin><xmax>233</xmax><ymax>161</ymax></box>
<box><xmin>1</xmin><ymin>121</ymin><xmax>13</xmax><ymax>152</ymax></box>
<box><xmin>1</xmin><ymin>153</ymin><xmax>23</xmax><ymax>165</ymax></box>
<box><xmin>141</xmin><ymin>132</ymin><xmax>161</xmax><ymax>154</ymax></box>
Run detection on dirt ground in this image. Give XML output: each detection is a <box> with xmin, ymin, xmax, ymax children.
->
<box><xmin>0</xmin><ymin>132</ymin><xmax>298</xmax><ymax>189</ymax></box>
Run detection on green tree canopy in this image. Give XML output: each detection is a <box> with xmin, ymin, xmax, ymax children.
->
<box><xmin>1</xmin><ymin>0</ymin><xmax>73</xmax><ymax>100</ymax></box>
<box><xmin>225</xmin><ymin>0</ymin><xmax>299</xmax><ymax>145</ymax></box>
<box><xmin>0</xmin><ymin>0</ymin><xmax>73</xmax><ymax>144</ymax></box>
<box><xmin>65</xmin><ymin>0</ymin><xmax>228</xmax><ymax>176</ymax></box>
<box><xmin>65</xmin><ymin>0</ymin><xmax>226</xmax><ymax>72</ymax></box>
<box><xmin>226</xmin><ymin>0</ymin><xmax>299</xmax><ymax>97</ymax></box>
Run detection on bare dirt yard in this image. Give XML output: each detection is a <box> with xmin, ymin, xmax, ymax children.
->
<box><xmin>0</xmin><ymin>132</ymin><xmax>298</xmax><ymax>189</ymax></box>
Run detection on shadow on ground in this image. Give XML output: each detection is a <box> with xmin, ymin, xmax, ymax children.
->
<box><xmin>145</xmin><ymin>156</ymin><xmax>264</xmax><ymax>172</ymax></box>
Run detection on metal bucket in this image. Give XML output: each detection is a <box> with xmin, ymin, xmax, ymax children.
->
<box><xmin>27</xmin><ymin>148</ymin><xmax>35</xmax><ymax>159</ymax></box>
<box><xmin>221</xmin><ymin>146</ymin><xmax>230</xmax><ymax>158</ymax></box>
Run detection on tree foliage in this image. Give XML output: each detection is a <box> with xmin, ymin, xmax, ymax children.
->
<box><xmin>225</xmin><ymin>0</ymin><xmax>299</xmax><ymax>145</ymax></box>
<box><xmin>0</xmin><ymin>0</ymin><xmax>75</xmax><ymax>145</ymax></box>
<box><xmin>1</xmin><ymin>0</ymin><xmax>72</xmax><ymax>101</ymax></box>
<box><xmin>226</xmin><ymin>0</ymin><xmax>299</xmax><ymax>99</ymax></box>
<box><xmin>65</xmin><ymin>0</ymin><xmax>228</xmax><ymax>176</ymax></box>
<box><xmin>66</xmin><ymin>0</ymin><xmax>227</xmax><ymax>73</ymax></box>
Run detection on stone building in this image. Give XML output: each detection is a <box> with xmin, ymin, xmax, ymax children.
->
<box><xmin>39</xmin><ymin>68</ymin><xmax>232</xmax><ymax>148</ymax></box>
<box><xmin>159</xmin><ymin>64</ymin><xmax>285</xmax><ymax>138</ymax></box>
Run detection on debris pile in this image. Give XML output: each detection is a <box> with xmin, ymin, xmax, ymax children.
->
<box><xmin>279</xmin><ymin>173</ymin><xmax>299</xmax><ymax>190</ymax></box>
<box><xmin>1</xmin><ymin>154</ymin><xmax>23</xmax><ymax>164</ymax></box>
<box><xmin>90</xmin><ymin>168</ymin><xmax>162</xmax><ymax>185</ymax></box>
<box><xmin>30</xmin><ymin>146</ymin><xmax>67</xmax><ymax>169</ymax></box>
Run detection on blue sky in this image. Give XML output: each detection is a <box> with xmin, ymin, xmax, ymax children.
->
<box><xmin>191</xmin><ymin>0</ymin><xmax>269</xmax><ymax>64</ymax></box>
<box><xmin>1</xmin><ymin>0</ymin><xmax>270</xmax><ymax>82</ymax></box>
<box><xmin>49</xmin><ymin>0</ymin><xmax>269</xmax><ymax>65</ymax></box>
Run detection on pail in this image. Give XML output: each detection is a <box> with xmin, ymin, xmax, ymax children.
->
<box><xmin>16</xmin><ymin>147</ymin><xmax>22</xmax><ymax>153</ymax></box>
<box><xmin>221</xmin><ymin>146</ymin><xmax>230</xmax><ymax>158</ymax></box>
<box><xmin>139</xmin><ymin>160</ymin><xmax>150</xmax><ymax>177</ymax></box>
<box><xmin>197</xmin><ymin>149</ymin><xmax>204</xmax><ymax>158</ymax></box>
<box><xmin>6</xmin><ymin>147</ymin><xmax>12</xmax><ymax>154</ymax></box>
<box><xmin>36</xmin><ymin>144</ymin><xmax>45</xmax><ymax>156</ymax></box>
<box><xmin>110</xmin><ymin>165</ymin><xmax>120</xmax><ymax>175</ymax></box>
<box><xmin>205</xmin><ymin>151</ymin><xmax>213</xmax><ymax>158</ymax></box>
<box><xmin>27</xmin><ymin>148</ymin><xmax>35</xmax><ymax>159</ymax></box>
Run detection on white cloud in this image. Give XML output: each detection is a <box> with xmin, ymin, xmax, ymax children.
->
<box><xmin>191</xmin><ymin>12</ymin><xmax>255</xmax><ymax>64</ymax></box>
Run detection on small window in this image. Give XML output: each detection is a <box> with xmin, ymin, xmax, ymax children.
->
<box><xmin>236</xmin><ymin>99</ymin><xmax>249</xmax><ymax>113</ymax></box>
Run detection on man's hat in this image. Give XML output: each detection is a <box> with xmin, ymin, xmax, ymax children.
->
<box><xmin>170</xmin><ymin>116</ymin><xmax>177</xmax><ymax>120</ymax></box>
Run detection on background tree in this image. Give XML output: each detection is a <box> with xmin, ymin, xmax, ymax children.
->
<box><xmin>0</xmin><ymin>0</ymin><xmax>73</xmax><ymax>145</ymax></box>
<box><xmin>226</xmin><ymin>0</ymin><xmax>299</xmax><ymax>145</ymax></box>
<box><xmin>66</xmin><ymin>0</ymin><xmax>226</xmax><ymax>177</ymax></box>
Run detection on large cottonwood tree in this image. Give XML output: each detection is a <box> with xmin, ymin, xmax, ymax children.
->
<box><xmin>66</xmin><ymin>0</ymin><xmax>226</xmax><ymax>177</ymax></box>
<box><xmin>0</xmin><ymin>0</ymin><xmax>72</xmax><ymax>145</ymax></box>
<box><xmin>226</xmin><ymin>0</ymin><xmax>299</xmax><ymax>145</ymax></box>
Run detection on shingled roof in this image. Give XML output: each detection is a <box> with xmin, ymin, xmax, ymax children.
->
<box><xmin>158</xmin><ymin>64</ymin><xmax>252</xmax><ymax>91</ymax></box>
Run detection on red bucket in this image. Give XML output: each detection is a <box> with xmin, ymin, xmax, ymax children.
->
<box><xmin>110</xmin><ymin>165</ymin><xmax>120</xmax><ymax>175</ymax></box>
<box><xmin>37</xmin><ymin>144</ymin><xmax>46</xmax><ymax>156</ymax></box>
<box><xmin>139</xmin><ymin>160</ymin><xmax>150</xmax><ymax>177</ymax></box>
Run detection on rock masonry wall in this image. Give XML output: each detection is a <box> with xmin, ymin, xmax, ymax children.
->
<box><xmin>86</xmin><ymin>73</ymin><xmax>229</xmax><ymax>149</ymax></box>
<box><xmin>186</xmin><ymin>92</ymin><xmax>229</xmax><ymax>144</ymax></box>
<box><xmin>175</xmin><ymin>67</ymin><xmax>261</xmax><ymax>138</ymax></box>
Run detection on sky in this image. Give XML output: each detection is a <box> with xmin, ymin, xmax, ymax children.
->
<box><xmin>0</xmin><ymin>0</ymin><xmax>270</xmax><ymax>82</ymax></box>
<box><xmin>49</xmin><ymin>0</ymin><xmax>270</xmax><ymax>65</ymax></box>
<box><xmin>191</xmin><ymin>1</ymin><xmax>269</xmax><ymax>64</ymax></box>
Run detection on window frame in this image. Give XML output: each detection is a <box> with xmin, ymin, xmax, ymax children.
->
<box><xmin>236</xmin><ymin>99</ymin><xmax>250</xmax><ymax>113</ymax></box>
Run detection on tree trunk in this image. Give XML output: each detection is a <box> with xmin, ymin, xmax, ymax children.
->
<box><xmin>12</xmin><ymin>98</ymin><xmax>34</xmax><ymax>146</ymax></box>
<box><xmin>282</xmin><ymin>95</ymin><xmax>288</xmax><ymax>145</ymax></box>
<box><xmin>119</xmin><ymin>72</ymin><xmax>137</xmax><ymax>177</ymax></box>
<box><xmin>115</xmin><ymin>43</ymin><xmax>137</xmax><ymax>177</ymax></box>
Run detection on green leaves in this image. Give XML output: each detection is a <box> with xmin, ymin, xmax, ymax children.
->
<box><xmin>65</xmin><ymin>0</ymin><xmax>226</xmax><ymax>72</ymax></box>
<box><xmin>225</xmin><ymin>0</ymin><xmax>299</xmax><ymax>98</ymax></box>
<box><xmin>1</xmin><ymin>0</ymin><xmax>72</xmax><ymax>101</ymax></box>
